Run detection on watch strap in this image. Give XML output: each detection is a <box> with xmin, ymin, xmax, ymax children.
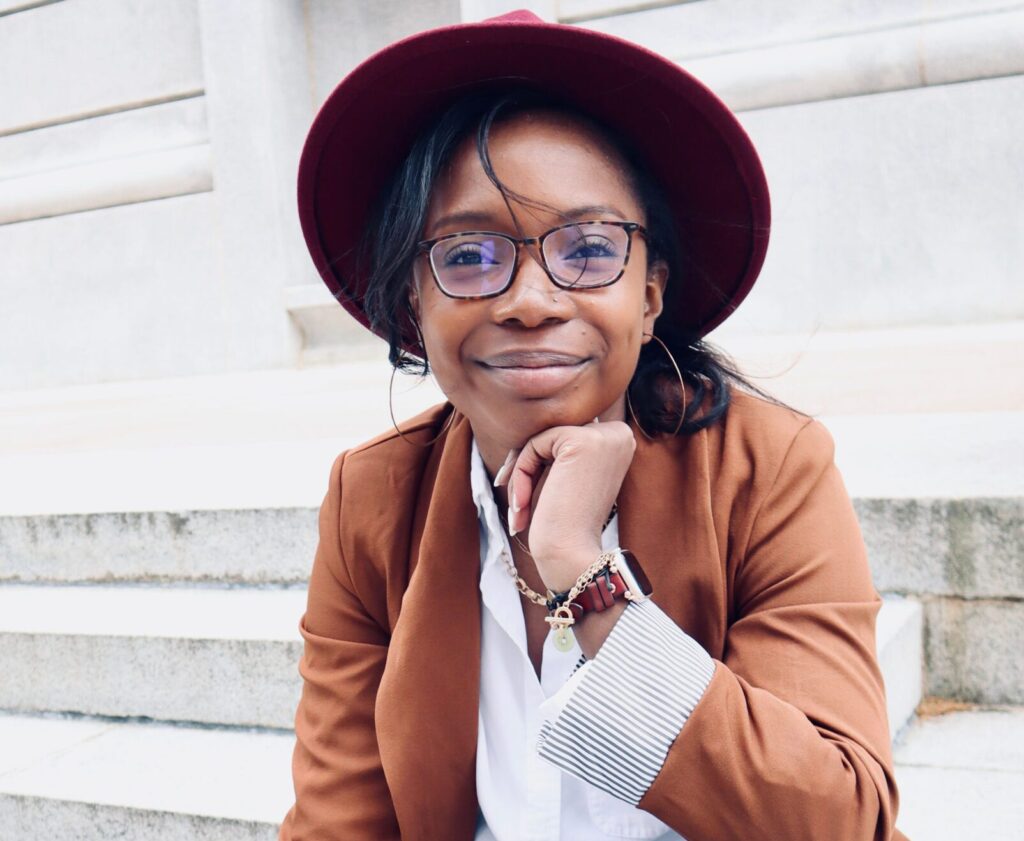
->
<box><xmin>562</xmin><ymin>549</ymin><xmax>653</xmax><ymax>619</ymax></box>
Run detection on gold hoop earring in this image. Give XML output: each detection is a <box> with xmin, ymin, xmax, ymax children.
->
<box><xmin>389</xmin><ymin>365</ymin><xmax>455</xmax><ymax>447</ymax></box>
<box><xmin>405</xmin><ymin>303</ymin><xmax>429</xmax><ymax>365</ymax></box>
<box><xmin>625</xmin><ymin>332</ymin><xmax>688</xmax><ymax>439</ymax></box>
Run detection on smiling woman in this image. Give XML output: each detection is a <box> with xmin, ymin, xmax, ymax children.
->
<box><xmin>412</xmin><ymin>108</ymin><xmax>662</xmax><ymax>444</ymax></box>
<box><xmin>360</xmin><ymin>89</ymin><xmax>760</xmax><ymax>443</ymax></box>
<box><xmin>280</xmin><ymin>10</ymin><xmax>909</xmax><ymax>841</ymax></box>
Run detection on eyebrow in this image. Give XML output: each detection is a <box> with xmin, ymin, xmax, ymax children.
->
<box><xmin>426</xmin><ymin>204</ymin><xmax>631</xmax><ymax>236</ymax></box>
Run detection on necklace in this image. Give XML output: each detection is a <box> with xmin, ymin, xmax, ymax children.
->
<box><xmin>499</xmin><ymin>503</ymin><xmax>619</xmax><ymax>610</ymax></box>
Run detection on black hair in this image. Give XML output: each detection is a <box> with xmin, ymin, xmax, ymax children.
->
<box><xmin>360</xmin><ymin>87</ymin><xmax>802</xmax><ymax>435</ymax></box>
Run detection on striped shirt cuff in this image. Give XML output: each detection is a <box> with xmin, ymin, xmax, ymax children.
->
<box><xmin>535</xmin><ymin>598</ymin><xmax>716</xmax><ymax>805</ymax></box>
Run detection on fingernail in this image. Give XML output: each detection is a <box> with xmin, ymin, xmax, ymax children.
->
<box><xmin>508</xmin><ymin>518</ymin><xmax>518</xmax><ymax>537</ymax></box>
<box><xmin>510</xmin><ymin>490</ymin><xmax>520</xmax><ymax>514</ymax></box>
<box><xmin>493</xmin><ymin>450</ymin><xmax>515</xmax><ymax>487</ymax></box>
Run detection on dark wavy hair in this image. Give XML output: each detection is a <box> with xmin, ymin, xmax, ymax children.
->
<box><xmin>360</xmin><ymin>88</ymin><xmax>799</xmax><ymax>435</ymax></box>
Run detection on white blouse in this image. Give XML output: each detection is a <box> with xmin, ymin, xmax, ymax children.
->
<box><xmin>469</xmin><ymin>438</ymin><xmax>715</xmax><ymax>840</ymax></box>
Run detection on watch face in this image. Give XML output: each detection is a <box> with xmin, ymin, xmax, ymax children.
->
<box><xmin>617</xmin><ymin>550</ymin><xmax>651</xmax><ymax>602</ymax></box>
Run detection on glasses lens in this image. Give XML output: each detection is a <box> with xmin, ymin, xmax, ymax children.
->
<box><xmin>430</xmin><ymin>234</ymin><xmax>515</xmax><ymax>297</ymax></box>
<box><xmin>544</xmin><ymin>223</ymin><xmax>630</xmax><ymax>287</ymax></box>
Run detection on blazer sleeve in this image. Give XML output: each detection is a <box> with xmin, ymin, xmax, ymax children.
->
<box><xmin>279</xmin><ymin>451</ymin><xmax>400</xmax><ymax>841</ymax></box>
<box><xmin>636</xmin><ymin>419</ymin><xmax>901</xmax><ymax>841</ymax></box>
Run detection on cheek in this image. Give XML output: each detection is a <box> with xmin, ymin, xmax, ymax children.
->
<box><xmin>599</xmin><ymin>276</ymin><xmax>648</xmax><ymax>343</ymax></box>
<box><xmin>419</xmin><ymin>303</ymin><xmax>457</xmax><ymax>361</ymax></box>
<box><xmin>594</xmin><ymin>282</ymin><xmax>648</xmax><ymax>377</ymax></box>
<box><xmin>416</xmin><ymin>296</ymin><xmax>478</xmax><ymax>387</ymax></box>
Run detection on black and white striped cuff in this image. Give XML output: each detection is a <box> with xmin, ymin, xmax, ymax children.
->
<box><xmin>536</xmin><ymin>598</ymin><xmax>716</xmax><ymax>805</ymax></box>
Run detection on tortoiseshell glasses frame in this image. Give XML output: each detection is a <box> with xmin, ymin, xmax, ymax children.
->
<box><xmin>415</xmin><ymin>220</ymin><xmax>648</xmax><ymax>300</ymax></box>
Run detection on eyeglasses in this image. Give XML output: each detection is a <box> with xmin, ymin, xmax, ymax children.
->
<box><xmin>415</xmin><ymin>220</ymin><xmax>647</xmax><ymax>300</ymax></box>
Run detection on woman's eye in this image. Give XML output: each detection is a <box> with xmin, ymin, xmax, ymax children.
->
<box><xmin>442</xmin><ymin>242</ymin><xmax>503</xmax><ymax>267</ymax></box>
<box><xmin>564</xmin><ymin>237</ymin><xmax>617</xmax><ymax>260</ymax></box>
<box><xmin>443</xmin><ymin>245</ymin><xmax>482</xmax><ymax>266</ymax></box>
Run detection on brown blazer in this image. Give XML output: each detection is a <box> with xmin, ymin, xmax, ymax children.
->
<box><xmin>279</xmin><ymin>390</ymin><xmax>906</xmax><ymax>841</ymax></box>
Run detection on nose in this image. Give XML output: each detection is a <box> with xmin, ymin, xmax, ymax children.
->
<box><xmin>490</xmin><ymin>246</ymin><xmax>574</xmax><ymax>329</ymax></box>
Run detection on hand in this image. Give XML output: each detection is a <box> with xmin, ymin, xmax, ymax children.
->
<box><xmin>497</xmin><ymin>420</ymin><xmax>636</xmax><ymax>591</ymax></box>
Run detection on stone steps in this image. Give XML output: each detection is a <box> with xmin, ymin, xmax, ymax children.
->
<box><xmin>15</xmin><ymin>701</ymin><xmax>1017</xmax><ymax>841</ymax></box>
<box><xmin>0</xmin><ymin>586</ymin><xmax>305</xmax><ymax>729</ymax></box>
<box><xmin>0</xmin><ymin>508</ymin><xmax>318</xmax><ymax>585</ymax></box>
<box><xmin>5</xmin><ymin>492</ymin><xmax>1018</xmax><ymax>705</ymax></box>
<box><xmin>0</xmin><ymin>713</ymin><xmax>291</xmax><ymax>841</ymax></box>
<box><xmin>2</xmin><ymin>409</ymin><xmax>1020</xmax><ymax>516</ymax></box>
<box><xmin>1</xmin><ymin>351</ymin><xmax>1021</xmax><ymax>518</ymax></box>
<box><xmin>4</xmin><ymin>495</ymin><xmax>1019</xmax><ymax>587</ymax></box>
<box><xmin>4</xmin><ymin>322</ymin><xmax>1019</xmax><ymax>451</ymax></box>
<box><xmin>0</xmin><ymin>598</ymin><xmax>923</xmax><ymax>838</ymax></box>
<box><xmin>0</xmin><ymin>585</ymin><xmax>924</xmax><ymax>736</ymax></box>
<box><xmin>0</xmin><ymin>357</ymin><xmax>1017</xmax><ymax>836</ymax></box>
<box><xmin>856</xmin><ymin>495</ymin><xmax>1024</xmax><ymax>706</ymax></box>
<box><xmin>893</xmin><ymin>705</ymin><xmax>1024</xmax><ymax>841</ymax></box>
<box><xmin>876</xmin><ymin>597</ymin><xmax>923</xmax><ymax>741</ymax></box>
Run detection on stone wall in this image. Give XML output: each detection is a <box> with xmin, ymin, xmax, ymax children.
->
<box><xmin>2</xmin><ymin>0</ymin><xmax>1021</xmax><ymax>389</ymax></box>
<box><xmin>0</xmin><ymin>0</ymin><xmax>459</xmax><ymax>390</ymax></box>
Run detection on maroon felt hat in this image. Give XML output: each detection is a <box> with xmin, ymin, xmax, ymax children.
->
<box><xmin>297</xmin><ymin>9</ymin><xmax>770</xmax><ymax>354</ymax></box>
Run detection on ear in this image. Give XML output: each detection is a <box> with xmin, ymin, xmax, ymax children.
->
<box><xmin>407</xmin><ymin>278</ymin><xmax>422</xmax><ymax>319</ymax></box>
<box><xmin>642</xmin><ymin>258</ymin><xmax>668</xmax><ymax>336</ymax></box>
<box><xmin>404</xmin><ymin>279</ymin><xmax>430</xmax><ymax>356</ymax></box>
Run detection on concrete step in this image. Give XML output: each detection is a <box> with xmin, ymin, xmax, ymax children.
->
<box><xmin>709</xmin><ymin>320</ymin><xmax>1024</xmax><ymax>418</ymax></box>
<box><xmin>0</xmin><ymin>713</ymin><xmax>292</xmax><ymax>840</ymax></box>
<box><xmin>856</xmin><ymin>497</ymin><xmax>1024</xmax><ymax>601</ymax></box>
<box><xmin>876</xmin><ymin>597</ymin><xmax>923</xmax><ymax>740</ymax></box>
<box><xmin>0</xmin><ymin>361</ymin><xmax>445</xmax><ymax>517</ymax></box>
<box><xmin>921</xmin><ymin>597</ymin><xmax>1024</xmax><ymax>706</ymax></box>
<box><xmin>0</xmin><ymin>585</ymin><xmax>305</xmax><ymax>729</ymax></box>
<box><xmin>0</xmin><ymin>507</ymin><xmax>319</xmax><ymax>585</ymax></box>
<box><xmin>4</xmin><ymin>495</ymin><xmax>1019</xmax><ymax>590</ymax></box>
<box><xmin>1</xmin><ymin>410</ymin><xmax>1019</xmax><ymax>517</ymax></box>
<box><xmin>893</xmin><ymin>705</ymin><xmax>1024</xmax><ymax>841</ymax></box>
<box><xmin>1</xmin><ymin>357</ymin><xmax>1021</xmax><ymax>518</ymax></box>
<box><xmin>857</xmin><ymin>495</ymin><xmax>1024</xmax><ymax>706</ymax></box>
<box><xmin>0</xmin><ymin>585</ymin><xmax>922</xmax><ymax>733</ymax></box>
<box><xmin>3</xmin><ymin>496</ymin><xmax>1017</xmax><ymax>706</ymax></box>
<box><xmin>6</xmin><ymin>704</ymin><xmax>1015</xmax><ymax>841</ymax></box>
<box><xmin>13</xmin><ymin>710</ymin><xmax>1018</xmax><ymax>841</ymax></box>
<box><xmin>6</xmin><ymin>320</ymin><xmax>1020</xmax><ymax>452</ymax></box>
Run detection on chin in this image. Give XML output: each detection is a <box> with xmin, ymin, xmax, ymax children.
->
<box><xmin>483</xmin><ymin>395</ymin><xmax>612</xmax><ymax>441</ymax></box>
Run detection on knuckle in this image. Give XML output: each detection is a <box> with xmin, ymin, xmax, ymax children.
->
<box><xmin>559</xmin><ymin>436</ymin><xmax>586</xmax><ymax>458</ymax></box>
<box><xmin>612</xmin><ymin>423</ymin><xmax>634</xmax><ymax>444</ymax></box>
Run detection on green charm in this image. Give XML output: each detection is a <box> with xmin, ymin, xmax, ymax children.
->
<box><xmin>553</xmin><ymin>626</ymin><xmax>576</xmax><ymax>652</ymax></box>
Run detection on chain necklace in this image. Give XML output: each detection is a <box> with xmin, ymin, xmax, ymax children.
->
<box><xmin>499</xmin><ymin>503</ymin><xmax>618</xmax><ymax>610</ymax></box>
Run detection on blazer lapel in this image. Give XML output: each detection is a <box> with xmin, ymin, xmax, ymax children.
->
<box><xmin>375</xmin><ymin>411</ymin><xmax>482</xmax><ymax>840</ymax></box>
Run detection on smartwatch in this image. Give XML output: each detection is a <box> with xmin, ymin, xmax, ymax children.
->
<box><xmin>556</xmin><ymin>549</ymin><xmax>653</xmax><ymax>619</ymax></box>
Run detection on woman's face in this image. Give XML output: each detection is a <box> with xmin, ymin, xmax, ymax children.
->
<box><xmin>410</xmin><ymin>110</ymin><xmax>666</xmax><ymax>455</ymax></box>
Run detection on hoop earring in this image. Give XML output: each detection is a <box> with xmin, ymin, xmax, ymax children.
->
<box><xmin>625</xmin><ymin>332</ymin><xmax>688</xmax><ymax>439</ymax></box>
<box><xmin>405</xmin><ymin>302</ymin><xmax>429</xmax><ymax>366</ymax></box>
<box><xmin>388</xmin><ymin>365</ymin><xmax>455</xmax><ymax>447</ymax></box>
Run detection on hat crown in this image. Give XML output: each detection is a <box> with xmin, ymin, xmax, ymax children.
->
<box><xmin>484</xmin><ymin>9</ymin><xmax>545</xmax><ymax>25</ymax></box>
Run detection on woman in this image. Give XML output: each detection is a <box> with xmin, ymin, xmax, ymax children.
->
<box><xmin>280</xmin><ymin>10</ymin><xmax>906</xmax><ymax>841</ymax></box>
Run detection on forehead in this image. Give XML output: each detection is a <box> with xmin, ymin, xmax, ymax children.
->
<box><xmin>426</xmin><ymin>109</ymin><xmax>642</xmax><ymax>229</ymax></box>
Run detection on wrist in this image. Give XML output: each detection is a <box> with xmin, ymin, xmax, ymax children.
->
<box><xmin>541</xmin><ymin>549</ymin><xmax>653</xmax><ymax>654</ymax></box>
<box><xmin>535</xmin><ymin>545</ymin><xmax>605</xmax><ymax>592</ymax></box>
<box><xmin>549</xmin><ymin>548</ymin><xmax>653</xmax><ymax>615</ymax></box>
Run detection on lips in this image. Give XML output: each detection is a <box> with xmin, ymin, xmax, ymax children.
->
<box><xmin>476</xmin><ymin>350</ymin><xmax>592</xmax><ymax>397</ymax></box>
<box><xmin>479</xmin><ymin>350</ymin><xmax>589</xmax><ymax>369</ymax></box>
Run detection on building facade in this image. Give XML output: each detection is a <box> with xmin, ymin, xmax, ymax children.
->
<box><xmin>2</xmin><ymin>0</ymin><xmax>1022</xmax><ymax>405</ymax></box>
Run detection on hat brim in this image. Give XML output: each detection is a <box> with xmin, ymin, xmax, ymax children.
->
<box><xmin>297</xmin><ymin>16</ymin><xmax>770</xmax><ymax>354</ymax></box>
